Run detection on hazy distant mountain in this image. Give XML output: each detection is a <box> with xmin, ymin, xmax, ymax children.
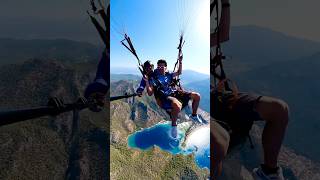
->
<box><xmin>223</xmin><ymin>25</ymin><xmax>320</xmax><ymax>76</ymax></box>
<box><xmin>110</xmin><ymin>67</ymin><xmax>141</xmax><ymax>75</ymax></box>
<box><xmin>180</xmin><ymin>70</ymin><xmax>209</xmax><ymax>85</ymax></box>
<box><xmin>111</xmin><ymin>68</ymin><xmax>209</xmax><ymax>84</ymax></box>
<box><xmin>0</xmin><ymin>38</ymin><xmax>101</xmax><ymax>66</ymax></box>
<box><xmin>184</xmin><ymin>78</ymin><xmax>210</xmax><ymax>112</ymax></box>
<box><xmin>110</xmin><ymin>73</ymin><xmax>141</xmax><ymax>82</ymax></box>
<box><xmin>0</xmin><ymin>1</ymin><xmax>104</xmax><ymax>45</ymax></box>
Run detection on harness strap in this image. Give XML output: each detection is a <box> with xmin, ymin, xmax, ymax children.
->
<box><xmin>120</xmin><ymin>34</ymin><xmax>144</xmax><ymax>75</ymax></box>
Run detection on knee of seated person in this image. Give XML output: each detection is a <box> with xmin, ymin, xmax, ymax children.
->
<box><xmin>171</xmin><ymin>100</ymin><xmax>182</xmax><ymax>111</ymax></box>
<box><xmin>271</xmin><ymin>98</ymin><xmax>290</xmax><ymax>124</ymax></box>
<box><xmin>211</xmin><ymin>120</ymin><xmax>230</xmax><ymax>157</ymax></box>
<box><xmin>192</xmin><ymin>92</ymin><xmax>201</xmax><ymax>101</ymax></box>
<box><xmin>214</xmin><ymin>136</ymin><xmax>229</xmax><ymax>158</ymax></box>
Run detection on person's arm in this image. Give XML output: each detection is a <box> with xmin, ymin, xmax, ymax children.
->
<box><xmin>84</xmin><ymin>50</ymin><xmax>109</xmax><ymax>112</ymax></box>
<box><xmin>211</xmin><ymin>0</ymin><xmax>230</xmax><ymax>47</ymax></box>
<box><xmin>136</xmin><ymin>78</ymin><xmax>146</xmax><ymax>96</ymax></box>
<box><xmin>172</xmin><ymin>54</ymin><xmax>183</xmax><ymax>77</ymax></box>
<box><xmin>84</xmin><ymin>50</ymin><xmax>109</xmax><ymax>99</ymax></box>
<box><xmin>94</xmin><ymin>49</ymin><xmax>109</xmax><ymax>86</ymax></box>
<box><xmin>145</xmin><ymin>76</ymin><xmax>154</xmax><ymax>96</ymax></box>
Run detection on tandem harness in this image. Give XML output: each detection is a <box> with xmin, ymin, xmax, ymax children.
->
<box><xmin>211</xmin><ymin>0</ymin><xmax>254</xmax><ymax>150</ymax></box>
<box><xmin>211</xmin><ymin>55</ymin><xmax>255</xmax><ymax>150</ymax></box>
<box><xmin>151</xmin><ymin>72</ymin><xmax>190</xmax><ymax>114</ymax></box>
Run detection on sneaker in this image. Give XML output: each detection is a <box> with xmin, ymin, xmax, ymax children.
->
<box><xmin>252</xmin><ymin>166</ymin><xmax>284</xmax><ymax>180</ymax></box>
<box><xmin>189</xmin><ymin>114</ymin><xmax>203</xmax><ymax>124</ymax></box>
<box><xmin>171</xmin><ymin>126</ymin><xmax>178</xmax><ymax>139</ymax></box>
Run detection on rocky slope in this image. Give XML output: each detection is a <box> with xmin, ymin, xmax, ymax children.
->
<box><xmin>110</xmin><ymin>80</ymin><xmax>210</xmax><ymax>179</ymax></box>
<box><xmin>220</xmin><ymin>124</ymin><xmax>320</xmax><ymax>180</ymax></box>
<box><xmin>0</xmin><ymin>58</ymin><xmax>109</xmax><ymax>179</ymax></box>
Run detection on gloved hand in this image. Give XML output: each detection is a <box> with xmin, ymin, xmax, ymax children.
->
<box><xmin>136</xmin><ymin>89</ymin><xmax>143</xmax><ymax>97</ymax></box>
<box><xmin>84</xmin><ymin>81</ymin><xmax>108</xmax><ymax>112</ymax></box>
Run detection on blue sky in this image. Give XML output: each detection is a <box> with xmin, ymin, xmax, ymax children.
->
<box><xmin>110</xmin><ymin>0</ymin><xmax>210</xmax><ymax>74</ymax></box>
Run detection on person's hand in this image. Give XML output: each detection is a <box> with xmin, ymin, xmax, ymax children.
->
<box><xmin>178</xmin><ymin>53</ymin><xmax>183</xmax><ymax>62</ymax></box>
<box><xmin>143</xmin><ymin>74</ymin><xmax>151</xmax><ymax>89</ymax></box>
<box><xmin>84</xmin><ymin>82</ymin><xmax>108</xmax><ymax>112</ymax></box>
<box><xmin>87</xmin><ymin>92</ymin><xmax>106</xmax><ymax>112</ymax></box>
<box><xmin>137</xmin><ymin>91</ymin><xmax>143</xmax><ymax>97</ymax></box>
<box><xmin>143</xmin><ymin>74</ymin><xmax>149</xmax><ymax>81</ymax></box>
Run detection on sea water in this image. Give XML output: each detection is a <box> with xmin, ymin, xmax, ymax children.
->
<box><xmin>183</xmin><ymin>126</ymin><xmax>210</xmax><ymax>169</ymax></box>
<box><xmin>128</xmin><ymin>122</ymin><xmax>210</xmax><ymax>169</ymax></box>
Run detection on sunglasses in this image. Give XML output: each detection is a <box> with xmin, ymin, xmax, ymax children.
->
<box><xmin>157</xmin><ymin>65</ymin><xmax>166</xmax><ymax>69</ymax></box>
